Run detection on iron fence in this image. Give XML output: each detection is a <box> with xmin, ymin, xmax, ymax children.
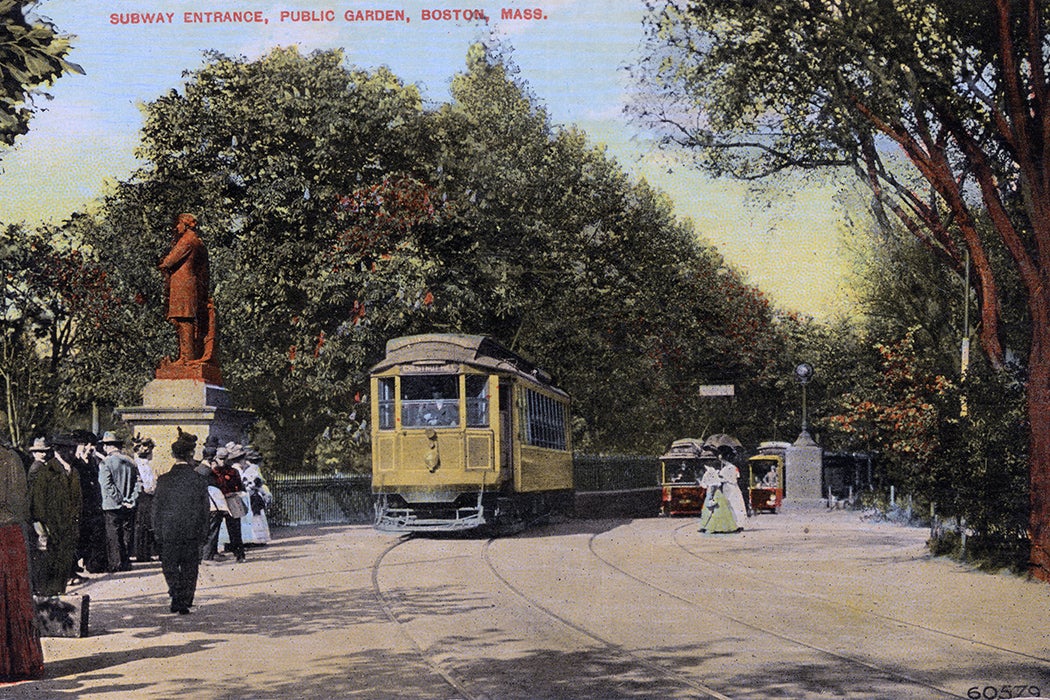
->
<box><xmin>573</xmin><ymin>453</ymin><xmax>660</xmax><ymax>492</ymax></box>
<box><xmin>268</xmin><ymin>473</ymin><xmax>373</xmax><ymax>526</ymax></box>
<box><xmin>267</xmin><ymin>454</ymin><xmax>661</xmax><ymax>526</ymax></box>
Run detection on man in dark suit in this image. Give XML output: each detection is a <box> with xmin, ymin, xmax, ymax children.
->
<box><xmin>153</xmin><ymin>430</ymin><xmax>209</xmax><ymax>614</ymax></box>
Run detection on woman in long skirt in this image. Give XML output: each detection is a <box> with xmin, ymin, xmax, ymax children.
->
<box><xmin>1</xmin><ymin>443</ymin><xmax>44</xmax><ymax>682</ymax></box>
<box><xmin>717</xmin><ymin>446</ymin><xmax>749</xmax><ymax>529</ymax></box>
<box><xmin>700</xmin><ymin>485</ymin><xmax>739</xmax><ymax>534</ymax></box>
<box><xmin>696</xmin><ymin>462</ymin><xmax>722</xmax><ymax>532</ymax></box>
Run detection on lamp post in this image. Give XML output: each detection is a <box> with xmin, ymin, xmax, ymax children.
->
<box><xmin>794</xmin><ymin>362</ymin><xmax>814</xmax><ymax>437</ymax></box>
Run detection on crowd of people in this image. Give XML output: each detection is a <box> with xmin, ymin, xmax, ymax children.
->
<box><xmin>0</xmin><ymin>428</ymin><xmax>273</xmax><ymax>682</ymax></box>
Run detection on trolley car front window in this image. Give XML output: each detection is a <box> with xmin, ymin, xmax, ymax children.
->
<box><xmin>402</xmin><ymin>374</ymin><xmax>460</xmax><ymax>427</ymax></box>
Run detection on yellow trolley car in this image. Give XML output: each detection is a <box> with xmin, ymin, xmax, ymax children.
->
<box><xmin>747</xmin><ymin>441</ymin><xmax>788</xmax><ymax>514</ymax></box>
<box><xmin>370</xmin><ymin>334</ymin><xmax>573</xmax><ymax>533</ymax></box>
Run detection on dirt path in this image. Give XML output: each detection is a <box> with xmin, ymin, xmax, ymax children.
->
<box><xmin>2</xmin><ymin>506</ymin><xmax>1047</xmax><ymax>699</ymax></box>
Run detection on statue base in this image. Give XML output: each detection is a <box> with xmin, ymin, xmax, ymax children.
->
<box><xmin>117</xmin><ymin>377</ymin><xmax>254</xmax><ymax>477</ymax></box>
<box><xmin>155</xmin><ymin>356</ymin><xmax>223</xmax><ymax>385</ymax></box>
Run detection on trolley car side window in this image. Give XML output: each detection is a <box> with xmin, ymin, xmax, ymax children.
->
<box><xmin>402</xmin><ymin>375</ymin><xmax>460</xmax><ymax>427</ymax></box>
<box><xmin>523</xmin><ymin>388</ymin><xmax>567</xmax><ymax>450</ymax></box>
<box><xmin>466</xmin><ymin>375</ymin><xmax>490</xmax><ymax>427</ymax></box>
<box><xmin>378</xmin><ymin>378</ymin><xmax>396</xmax><ymax>430</ymax></box>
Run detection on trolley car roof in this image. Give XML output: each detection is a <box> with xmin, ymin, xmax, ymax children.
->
<box><xmin>371</xmin><ymin>334</ymin><xmax>568</xmax><ymax>397</ymax></box>
<box><xmin>660</xmin><ymin>438</ymin><xmax>712</xmax><ymax>461</ymax></box>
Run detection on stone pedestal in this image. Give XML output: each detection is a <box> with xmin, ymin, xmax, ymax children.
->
<box><xmin>786</xmin><ymin>430</ymin><xmax>824</xmax><ymax>501</ymax></box>
<box><xmin>117</xmin><ymin>378</ymin><xmax>254</xmax><ymax>476</ymax></box>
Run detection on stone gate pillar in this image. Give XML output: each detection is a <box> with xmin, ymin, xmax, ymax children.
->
<box><xmin>786</xmin><ymin>430</ymin><xmax>823</xmax><ymax>502</ymax></box>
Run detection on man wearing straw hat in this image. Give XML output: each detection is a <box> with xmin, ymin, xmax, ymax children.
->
<box><xmin>26</xmin><ymin>437</ymin><xmax>51</xmax><ymax>488</ymax></box>
<box><xmin>98</xmin><ymin>431</ymin><xmax>141</xmax><ymax>572</ymax></box>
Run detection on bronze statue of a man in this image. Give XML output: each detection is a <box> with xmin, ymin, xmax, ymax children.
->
<box><xmin>159</xmin><ymin>214</ymin><xmax>211</xmax><ymax>364</ymax></box>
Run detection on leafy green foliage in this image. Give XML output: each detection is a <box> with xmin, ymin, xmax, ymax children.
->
<box><xmin>0</xmin><ymin>1</ymin><xmax>81</xmax><ymax>147</ymax></box>
<box><xmin>55</xmin><ymin>43</ymin><xmax>801</xmax><ymax>470</ymax></box>
<box><xmin>634</xmin><ymin>0</ymin><xmax>1050</xmax><ymax>575</ymax></box>
<box><xmin>0</xmin><ymin>224</ymin><xmax>123</xmax><ymax>444</ymax></box>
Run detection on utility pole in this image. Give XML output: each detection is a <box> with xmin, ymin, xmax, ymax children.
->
<box><xmin>961</xmin><ymin>249</ymin><xmax>970</xmax><ymax>418</ymax></box>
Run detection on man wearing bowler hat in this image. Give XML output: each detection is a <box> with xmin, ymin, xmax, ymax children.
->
<box><xmin>153</xmin><ymin>429</ymin><xmax>209</xmax><ymax>614</ymax></box>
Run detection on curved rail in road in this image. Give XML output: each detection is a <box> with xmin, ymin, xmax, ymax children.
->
<box><xmin>480</xmin><ymin>538</ymin><xmax>732</xmax><ymax>700</ymax></box>
<box><xmin>584</xmin><ymin>522</ymin><xmax>959</xmax><ymax>698</ymax></box>
<box><xmin>665</xmin><ymin>521</ymin><xmax>1050</xmax><ymax>666</ymax></box>
<box><xmin>371</xmin><ymin>535</ymin><xmax>486</xmax><ymax>700</ymax></box>
<box><xmin>369</xmin><ymin>516</ymin><xmax>1047</xmax><ymax>700</ymax></box>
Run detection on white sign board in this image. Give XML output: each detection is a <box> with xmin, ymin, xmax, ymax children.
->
<box><xmin>698</xmin><ymin>384</ymin><xmax>735</xmax><ymax>397</ymax></box>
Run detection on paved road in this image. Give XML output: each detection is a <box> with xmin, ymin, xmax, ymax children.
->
<box><xmin>3</xmin><ymin>506</ymin><xmax>1049</xmax><ymax>699</ymax></box>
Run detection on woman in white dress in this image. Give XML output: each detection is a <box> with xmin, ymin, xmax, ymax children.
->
<box><xmin>696</xmin><ymin>462</ymin><xmax>723</xmax><ymax>532</ymax></box>
<box><xmin>717</xmin><ymin>446</ymin><xmax>748</xmax><ymax>530</ymax></box>
<box><xmin>240</xmin><ymin>448</ymin><xmax>272</xmax><ymax>544</ymax></box>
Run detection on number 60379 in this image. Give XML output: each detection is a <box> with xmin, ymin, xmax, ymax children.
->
<box><xmin>968</xmin><ymin>686</ymin><xmax>1040</xmax><ymax>699</ymax></box>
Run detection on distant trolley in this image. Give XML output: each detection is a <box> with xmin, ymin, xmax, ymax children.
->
<box><xmin>370</xmin><ymin>333</ymin><xmax>574</xmax><ymax>533</ymax></box>
<box><xmin>658</xmin><ymin>438</ymin><xmax>718</xmax><ymax>517</ymax></box>
<box><xmin>747</xmin><ymin>441</ymin><xmax>788</xmax><ymax>514</ymax></box>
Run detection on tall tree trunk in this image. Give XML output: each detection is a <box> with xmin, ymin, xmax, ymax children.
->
<box><xmin>1028</xmin><ymin>304</ymin><xmax>1050</xmax><ymax>581</ymax></box>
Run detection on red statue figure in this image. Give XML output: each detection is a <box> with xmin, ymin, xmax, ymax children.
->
<box><xmin>157</xmin><ymin>213</ymin><xmax>221</xmax><ymax>384</ymax></box>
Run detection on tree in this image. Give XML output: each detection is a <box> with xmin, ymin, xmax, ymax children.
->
<box><xmin>635</xmin><ymin>0</ymin><xmax>1050</xmax><ymax>580</ymax></box>
<box><xmin>77</xmin><ymin>42</ymin><xmax>798</xmax><ymax>469</ymax></box>
<box><xmin>824</xmin><ymin>329</ymin><xmax>953</xmax><ymax>493</ymax></box>
<box><xmin>83</xmin><ymin>47</ymin><xmax>434</xmax><ymax>470</ymax></box>
<box><xmin>432</xmin><ymin>43</ymin><xmax>788</xmax><ymax>453</ymax></box>
<box><xmin>0</xmin><ymin>224</ymin><xmax>122</xmax><ymax>444</ymax></box>
<box><xmin>0</xmin><ymin>0</ymin><xmax>80</xmax><ymax>148</ymax></box>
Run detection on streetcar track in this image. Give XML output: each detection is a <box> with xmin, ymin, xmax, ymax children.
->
<box><xmin>665</xmin><ymin>520</ymin><xmax>1050</xmax><ymax>665</ymax></box>
<box><xmin>587</xmin><ymin>523</ymin><xmax>963</xmax><ymax>699</ymax></box>
<box><xmin>481</xmin><ymin>535</ymin><xmax>733</xmax><ymax>700</ymax></box>
<box><xmin>371</xmin><ymin>535</ymin><xmax>485</xmax><ymax>700</ymax></box>
<box><xmin>368</xmin><ymin>517</ymin><xmax>1020</xmax><ymax>700</ymax></box>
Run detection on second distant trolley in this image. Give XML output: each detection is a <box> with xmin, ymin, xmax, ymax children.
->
<box><xmin>747</xmin><ymin>441</ymin><xmax>788</xmax><ymax>513</ymax></box>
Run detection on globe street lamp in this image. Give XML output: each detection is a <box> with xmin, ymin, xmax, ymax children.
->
<box><xmin>794</xmin><ymin>362</ymin><xmax>814</xmax><ymax>435</ymax></box>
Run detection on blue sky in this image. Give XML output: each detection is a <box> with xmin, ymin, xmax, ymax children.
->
<box><xmin>0</xmin><ymin>0</ymin><xmax>854</xmax><ymax>318</ymax></box>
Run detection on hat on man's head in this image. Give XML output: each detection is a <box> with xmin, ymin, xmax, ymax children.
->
<box><xmin>215</xmin><ymin>446</ymin><xmax>229</xmax><ymax>461</ymax></box>
<box><xmin>28</xmin><ymin>437</ymin><xmax>51</xmax><ymax>453</ymax></box>
<box><xmin>100</xmin><ymin>431</ymin><xmax>124</xmax><ymax>446</ymax></box>
<box><xmin>71</xmin><ymin>429</ymin><xmax>98</xmax><ymax>445</ymax></box>
<box><xmin>227</xmin><ymin>444</ymin><xmax>247</xmax><ymax>461</ymax></box>
<box><xmin>52</xmin><ymin>434</ymin><xmax>79</xmax><ymax>448</ymax></box>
